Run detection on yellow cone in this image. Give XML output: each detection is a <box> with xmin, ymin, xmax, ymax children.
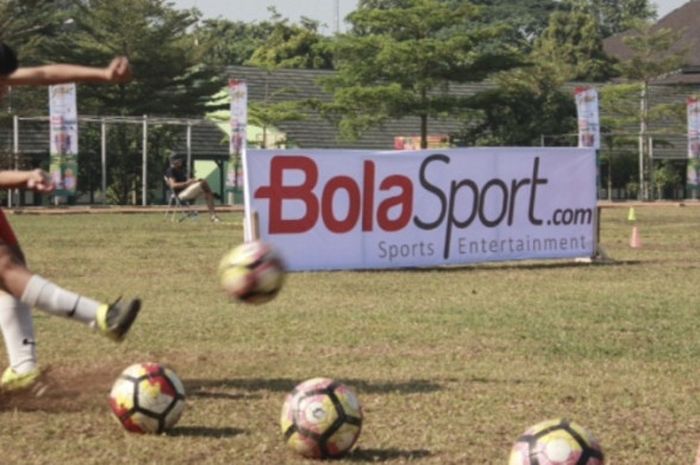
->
<box><xmin>627</xmin><ymin>207</ymin><xmax>636</xmax><ymax>222</ymax></box>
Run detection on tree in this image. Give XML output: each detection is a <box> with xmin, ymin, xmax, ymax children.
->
<box><xmin>604</xmin><ymin>19</ymin><xmax>686</xmax><ymax>200</ymax></box>
<box><xmin>0</xmin><ymin>0</ymin><xmax>68</xmax><ymax>55</ymax></box>
<box><xmin>43</xmin><ymin>0</ymin><xmax>224</xmax><ymax>203</ymax></box>
<box><xmin>564</xmin><ymin>0</ymin><xmax>656</xmax><ymax>38</ymax></box>
<box><xmin>445</xmin><ymin>0</ymin><xmax>560</xmax><ymax>51</ymax></box>
<box><xmin>50</xmin><ymin>0</ymin><xmax>222</xmax><ymax>117</ymax></box>
<box><xmin>321</xmin><ymin>0</ymin><xmax>520</xmax><ymax>148</ymax></box>
<box><xmin>532</xmin><ymin>9</ymin><xmax>613</xmax><ymax>81</ymax></box>
<box><xmin>653</xmin><ymin>160</ymin><xmax>682</xmax><ymax>199</ymax></box>
<box><xmin>241</xmin><ymin>10</ymin><xmax>332</xmax><ymax>147</ymax></box>
<box><xmin>247</xmin><ymin>11</ymin><xmax>334</xmax><ymax>70</ymax></box>
<box><xmin>457</xmin><ymin>64</ymin><xmax>576</xmax><ymax>146</ymax></box>
<box><xmin>0</xmin><ymin>0</ymin><xmax>71</xmax><ymax>116</ymax></box>
<box><xmin>192</xmin><ymin>19</ymin><xmax>276</xmax><ymax>68</ymax></box>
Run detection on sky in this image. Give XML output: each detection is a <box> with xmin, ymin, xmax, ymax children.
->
<box><xmin>172</xmin><ymin>0</ymin><xmax>358</xmax><ymax>34</ymax></box>
<box><xmin>170</xmin><ymin>0</ymin><xmax>690</xmax><ymax>33</ymax></box>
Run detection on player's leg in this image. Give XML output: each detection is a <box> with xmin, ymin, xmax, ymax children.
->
<box><xmin>19</xmin><ymin>272</ymin><xmax>141</xmax><ymax>342</ymax></box>
<box><xmin>199</xmin><ymin>181</ymin><xmax>220</xmax><ymax>222</ymax></box>
<box><xmin>0</xmin><ymin>291</ymin><xmax>40</xmax><ymax>390</ymax></box>
<box><xmin>177</xmin><ymin>181</ymin><xmax>203</xmax><ymax>201</ymax></box>
<box><xmin>178</xmin><ymin>181</ymin><xmax>220</xmax><ymax>222</ymax></box>
<box><xmin>0</xmin><ymin>211</ymin><xmax>141</xmax><ymax>342</ymax></box>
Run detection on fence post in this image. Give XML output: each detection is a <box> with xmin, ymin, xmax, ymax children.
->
<box><xmin>648</xmin><ymin>136</ymin><xmax>655</xmax><ymax>199</ymax></box>
<box><xmin>101</xmin><ymin>118</ymin><xmax>107</xmax><ymax>204</ymax></box>
<box><xmin>186</xmin><ymin>122</ymin><xmax>192</xmax><ymax>178</ymax></box>
<box><xmin>8</xmin><ymin>115</ymin><xmax>19</xmax><ymax>208</ymax></box>
<box><xmin>142</xmin><ymin>115</ymin><xmax>148</xmax><ymax>206</ymax></box>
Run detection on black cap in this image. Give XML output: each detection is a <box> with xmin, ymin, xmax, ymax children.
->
<box><xmin>0</xmin><ymin>43</ymin><xmax>18</xmax><ymax>76</ymax></box>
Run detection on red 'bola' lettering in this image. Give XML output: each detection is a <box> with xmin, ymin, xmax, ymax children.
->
<box><xmin>254</xmin><ymin>156</ymin><xmax>413</xmax><ymax>234</ymax></box>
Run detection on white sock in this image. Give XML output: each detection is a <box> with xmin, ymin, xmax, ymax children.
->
<box><xmin>0</xmin><ymin>292</ymin><xmax>37</xmax><ymax>374</ymax></box>
<box><xmin>20</xmin><ymin>275</ymin><xmax>101</xmax><ymax>325</ymax></box>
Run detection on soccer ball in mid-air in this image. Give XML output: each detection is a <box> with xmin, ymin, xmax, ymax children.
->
<box><xmin>280</xmin><ymin>377</ymin><xmax>363</xmax><ymax>459</ymax></box>
<box><xmin>109</xmin><ymin>362</ymin><xmax>186</xmax><ymax>434</ymax></box>
<box><xmin>218</xmin><ymin>240</ymin><xmax>286</xmax><ymax>304</ymax></box>
<box><xmin>509</xmin><ymin>418</ymin><xmax>604</xmax><ymax>465</ymax></box>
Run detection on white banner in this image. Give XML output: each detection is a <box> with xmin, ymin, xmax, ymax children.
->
<box><xmin>227</xmin><ymin>79</ymin><xmax>247</xmax><ymax>191</ymax></box>
<box><xmin>575</xmin><ymin>87</ymin><xmax>600</xmax><ymax>150</ymax></box>
<box><xmin>688</xmin><ymin>96</ymin><xmax>700</xmax><ymax>196</ymax></box>
<box><xmin>245</xmin><ymin>148</ymin><xmax>597</xmax><ymax>271</ymax></box>
<box><xmin>49</xmin><ymin>83</ymin><xmax>78</xmax><ymax>195</ymax></box>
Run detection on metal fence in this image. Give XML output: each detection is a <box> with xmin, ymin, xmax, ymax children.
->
<box><xmin>541</xmin><ymin>131</ymin><xmax>690</xmax><ymax>201</ymax></box>
<box><xmin>0</xmin><ymin>115</ymin><xmax>231</xmax><ymax>207</ymax></box>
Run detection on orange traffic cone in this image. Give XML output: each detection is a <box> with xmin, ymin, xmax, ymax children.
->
<box><xmin>629</xmin><ymin>225</ymin><xmax>642</xmax><ymax>249</ymax></box>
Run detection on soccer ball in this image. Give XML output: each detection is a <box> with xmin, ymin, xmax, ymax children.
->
<box><xmin>509</xmin><ymin>418</ymin><xmax>604</xmax><ymax>465</ymax></box>
<box><xmin>218</xmin><ymin>240</ymin><xmax>286</xmax><ymax>304</ymax></box>
<box><xmin>280</xmin><ymin>377</ymin><xmax>362</xmax><ymax>459</ymax></box>
<box><xmin>109</xmin><ymin>362</ymin><xmax>186</xmax><ymax>434</ymax></box>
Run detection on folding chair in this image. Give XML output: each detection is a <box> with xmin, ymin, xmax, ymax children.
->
<box><xmin>164</xmin><ymin>176</ymin><xmax>198</xmax><ymax>222</ymax></box>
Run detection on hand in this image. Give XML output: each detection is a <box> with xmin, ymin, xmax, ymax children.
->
<box><xmin>104</xmin><ymin>56</ymin><xmax>132</xmax><ymax>84</ymax></box>
<box><xmin>26</xmin><ymin>169</ymin><xmax>55</xmax><ymax>193</ymax></box>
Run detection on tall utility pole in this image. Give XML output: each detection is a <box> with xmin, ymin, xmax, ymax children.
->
<box><xmin>334</xmin><ymin>0</ymin><xmax>340</xmax><ymax>34</ymax></box>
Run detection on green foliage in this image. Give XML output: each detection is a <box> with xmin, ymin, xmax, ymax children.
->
<box><xmin>247</xmin><ymin>11</ymin><xmax>334</xmax><ymax>71</ymax></box>
<box><xmin>193</xmin><ymin>19</ymin><xmax>275</xmax><ymax>68</ymax></box>
<box><xmin>0</xmin><ymin>0</ymin><xmax>71</xmax><ymax>116</ymax></box>
<box><xmin>533</xmin><ymin>9</ymin><xmax>613</xmax><ymax>81</ymax></box>
<box><xmin>457</xmin><ymin>64</ymin><xmax>576</xmax><ymax>146</ymax></box>
<box><xmin>616</xmin><ymin>20</ymin><xmax>686</xmax><ymax>82</ymax></box>
<box><xmin>564</xmin><ymin>0</ymin><xmax>656</xmax><ymax>38</ymax></box>
<box><xmin>323</xmin><ymin>0</ymin><xmax>520</xmax><ymax>146</ymax></box>
<box><xmin>0</xmin><ymin>0</ymin><xmax>67</xmax><ymax>55</ymax></box>
<box><xmin>34</xmin><ymin>0</ymin><xmax>225</xmax><ymax>203</ymax></box>
<box><xmin>604</xmin><ymin>20</ymin><xmax>687</xmax><ymax>199</ymax></box>
<box><xmin>46</xmin><ymin>0</ymin><xmax>223</xmax><ymax>116</ymax></box>
<box><xmin>444</xmin><ymin>0</ymin><xmax>560</xmax><ymax>51</ymax></box>
<box><xmin>653</xmin><ymin>160</ymin><xmax>682</xmax><ymax>199</ymax></box>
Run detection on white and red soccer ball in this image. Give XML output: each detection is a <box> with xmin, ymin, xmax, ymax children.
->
<box><xmin>218</xmin><ymin>240</ymin><xmax>286</xmax><ymax>304</ymax></box>
<box><xmin>280</xmin><ymin>377</ymin><xmax>363</xmax><ymax>459</ymax></box>
<box><xmin>509</xmin><ymin>418</ymin><xmax>604</xmax><ymax>465</ymax></box>
<box><xmin>109</xmin><ymin>362</ymin><xmax>186</xmax><ymax>434</ymax></box>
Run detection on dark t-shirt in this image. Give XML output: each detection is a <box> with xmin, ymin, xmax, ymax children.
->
<box><xmin>165</xmin><ymin>166</ymin><xmax>187</xmax><ymax>193</ymax></box>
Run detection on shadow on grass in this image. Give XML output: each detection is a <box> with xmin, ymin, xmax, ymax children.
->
<box><xmin>346</xmin><ymin>447</ymin><xmax>432</xmax><ymax>462</ymax></box>
<box><xmin>168</xmin><ymin>426</ymin><xmax>246</xmax><ymax>438</ymax></box>
<box><xmin>326</xmin><ymin>259</ymin><xmax>642</xmax><ymax>274</ymax></box>
<box><xmin>184</xmin><ymin>378</ymin><xmax>441</xmax><ymax>395</ymax></box>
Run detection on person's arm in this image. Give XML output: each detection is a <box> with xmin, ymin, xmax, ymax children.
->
<box><xmin>166</xmin><ymin>175</ymin><xmax>197</xmax><ymax>191</ymax></box>
<box><xmin>1</xmin><ymin>56</ymin><xmax>131</xmax><ymax>86</ymax></box>
<box><xmin>0</xmin><ymin>169</ymin><xmax>54</xmax><ymax>192</ymax></box>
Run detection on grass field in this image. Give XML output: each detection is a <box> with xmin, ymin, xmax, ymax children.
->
<box><xmin>1</xmin><ymin>206</ymin><xmax>699</xmax><ymax>464</ymax></box>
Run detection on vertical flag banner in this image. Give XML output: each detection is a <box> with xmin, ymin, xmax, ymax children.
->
<box><xmin>575</xmin><ymin>87</ymin><xmax>600</xmax><ymax>150</ymax></box>
<box><xmin>687</xmin><ymin>96</ymin><xmax>700</xmax><ymax>197</ymax></box>
<box><xmin>227</xmin><ymin>79</ymin><xmax>247</xmax><ymax>195</ymax></box>
<box><xmin>49</xmin><ymin>84</ymin><xmax>78</xmax><ymax>196</ymax></box>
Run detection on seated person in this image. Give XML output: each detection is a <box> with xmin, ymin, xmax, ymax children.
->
<box><xmin>164</xmin><ymin>153</ymin><xmax>221</xmax><ymax>223</ymax></box>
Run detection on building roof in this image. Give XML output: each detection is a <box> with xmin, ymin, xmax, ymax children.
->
<box><xmin>225</xmin><ymin>65</ymin><xmax>481</xmax><ymax>149</ymax></box>
<box><xmin>603</xmin><ymin>0</ymin><xmax>700</xmax><ymax>85</ymax></box>
<box><xmin>0</xmin><ymin>65</ymin><xmax>695</xmax><ymax>162</ymax></box>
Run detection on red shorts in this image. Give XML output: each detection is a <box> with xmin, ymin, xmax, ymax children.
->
<box><xmin>0</xmin><ymin>210</ymin><xmax>19</xmax><ymax>247</ymax></box>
